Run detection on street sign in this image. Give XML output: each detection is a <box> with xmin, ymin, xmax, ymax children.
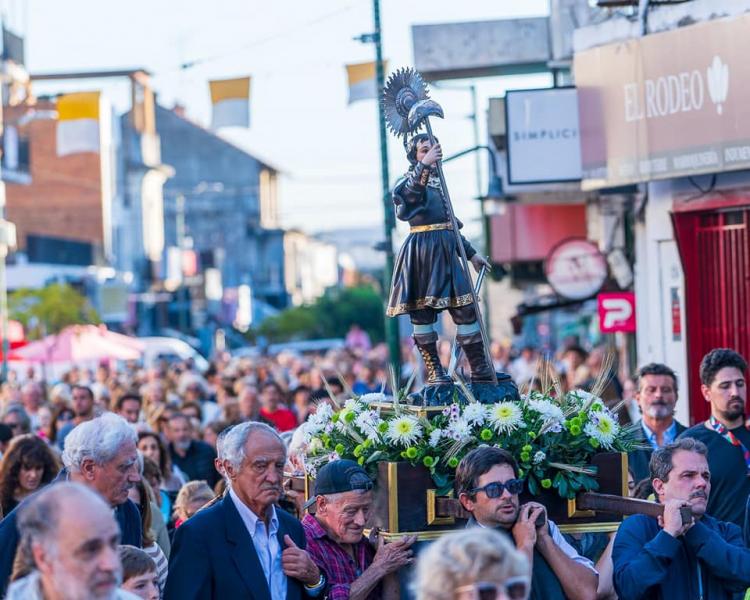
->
<box><xmin>598</xmin><ymin>292</ymin><xmax>636</xmax><ymax>333</ymax></box>
<box><xmin>545</xmin><ymin>238</ymin><xmax>608</xmax><ymax>300</ymax></box>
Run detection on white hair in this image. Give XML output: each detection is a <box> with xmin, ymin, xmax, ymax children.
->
<box><xmin>223</xmin><ymin>421</ymin><xmax>283</xmax><ymax>471</ymax></box>
<box><xmin>62</xmin><ymin>412</ymin><xmax>137</xmax><ymax>472</ymax></box>
<box><xmin>215</xmin><ymin>424</ymin><xmax>235</xmax><ymax>461</ymax></box>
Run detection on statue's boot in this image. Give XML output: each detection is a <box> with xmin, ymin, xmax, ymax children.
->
<box><xmin>413</xmin><ymin>332</ymin><xmax>452</xmax><ymax>385</ymax></box>
<box><xmin>457</xmin><ymin>331</ymin><xmax>495</xmax><ymax>384</ymax></box>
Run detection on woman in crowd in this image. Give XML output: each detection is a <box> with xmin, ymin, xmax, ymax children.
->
<box><xmin>43</xmin><ymin>405</ymin><xmax>75</xmax><ymax>448</ymax></box>
<box><xmin>414</xmin><ymin>528</ymin><xmax>530</xmax><ymax>600</ymax></box>
<box><xmin>128</xmin><ymin>478</ymin><xmax>169</xmax><ymax>596</ymax></box>
<box><xmin>172</xmin><ymin>480</ymin><xmax>214</xmax><ymax>529</ymax></box>
<box><xmin>137</xmin><ymin>431</ymin><xmax>185</xmax><ymax>496</ymax></box>
<box><xmin>0</xmin><ymin>435</ymin><xmax>59</xmax><ymax>517</ymax></box>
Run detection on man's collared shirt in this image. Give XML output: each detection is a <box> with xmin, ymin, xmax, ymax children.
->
<box><xmin>302</xmin><ymin>513</ymin><xmax>377</xmax><ymax>600</ymax></box>
<box><xmin>228</xmin><ymin>487</ymin><xmax>286</xmax><ymax>600</ymax></box>
<box><xmin>641</xmin><ymin>420</ymin><xmax>678</xmax><ymax>450</ymax></box>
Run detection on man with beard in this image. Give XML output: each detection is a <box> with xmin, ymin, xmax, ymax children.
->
<box><xmin>6</xmin><ymin>482</ymin><xmax>139</xmax><ymax>600</ymax></box>
<box><xmin>165</xmin><ymin>422</ymin><xmax>324</xmax><ymax>599</ymax></box>
<box><xmin>679</xmin><ymin>348</ymin><xmax>750</xmax><ymax>527</ymax></box>
<box><xmin>166</xmin><ymin>413</ymin><xmax>219</xmax><ymax>488</ymax></box>
<box><xmin>628</xmin><ymin>363</ymin><xmax>688</xmax><ymax>482</ymax></box>
<box><xmin>613</xmin><ymin>438</ymin><xmax>750</xmax><ymax>599</ymax></box>
<box><xmin>456</xmin><ymin>447</ymin><xmax>597</xmax><ymax>600</ymax></box>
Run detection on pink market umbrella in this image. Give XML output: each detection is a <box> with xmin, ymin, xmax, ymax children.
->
<box><xmin>14</xmin><ymin>324</ymin><xmax>144</xmax><ymax>363</ymax></box>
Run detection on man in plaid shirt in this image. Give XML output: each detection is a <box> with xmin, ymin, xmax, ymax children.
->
<box><xmin>302</xmin><ymin>460</ymin><xmax>415</xmax><ymax>599</ymax></box>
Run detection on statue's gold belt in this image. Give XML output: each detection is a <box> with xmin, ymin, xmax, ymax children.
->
<box><xmin>410</xmin><ymin>222</ymin><xmax>452</xmax><ymax>233</ymax></box>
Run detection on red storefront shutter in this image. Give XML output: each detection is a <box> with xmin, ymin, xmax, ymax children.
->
<box><xmin>673</xmin><ymin>207</ymin><xmax>750</xmax><ymax>424</ymax></box>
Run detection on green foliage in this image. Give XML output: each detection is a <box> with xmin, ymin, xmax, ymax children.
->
<box><xmin>257</xmin><ymin>285</ymin><xmax>385</xmax><ymax>343</ymax></box>
<box><xmin>9</xmin><ymin>284</ymin><xmax>99</xmax><ymax>339</ymax></box>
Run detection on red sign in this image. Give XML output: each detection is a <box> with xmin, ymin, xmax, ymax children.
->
<box><xmin>598</xmin><ymin>292</ymin><xmax>636</xmax><ymax>333</ymax></box>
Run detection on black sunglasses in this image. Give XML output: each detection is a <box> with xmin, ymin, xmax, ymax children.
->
<box><xmin>456</xmin><ymin>577</ymin><xmax>530</xmax><ymax>600</ymax></box>
<box><xmin>470</xmin><ymin>478</ymin><xmax>524</xmax><ymax>498</ymax></box>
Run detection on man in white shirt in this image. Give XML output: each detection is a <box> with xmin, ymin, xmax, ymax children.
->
<box><xmin>165</xmin><ymin>422</ymin><xmax>325</xmax><ymax>600</ymax></box>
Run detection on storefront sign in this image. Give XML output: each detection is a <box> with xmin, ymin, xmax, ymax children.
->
<box><xmin>598</xmin><ymin>292</ymin><xmax>636</xmax><ymax>333</ymax></box>
<box><xmin>505</xmin><ymin>87</ymin><xmax>582</xmax><ymax>183</ymax></box>
<box><xmin>545</xmin><ymin>238</ymin><xmax>607</xmax><ymax>300</ymax></box>
<box><xmin>574</xmin><ymin>13</ymin><xmax>750</xmax><ymax>189</ymax></box>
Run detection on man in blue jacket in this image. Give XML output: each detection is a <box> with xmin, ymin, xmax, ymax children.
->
<box><xmin>613</xmin><ymin>437</ymin><xmax>750</xmax><ymax>599</ymax></box>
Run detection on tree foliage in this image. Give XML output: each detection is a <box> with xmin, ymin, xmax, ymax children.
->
<box><xmin>9</xmin><ymin>283</ymin><xmax>99</xmax><ymax>339</ymax></box>
<box><xmin>257</xmin><ymin>285</ymin><xmax>385</xmax><ymax>343</ymax></box>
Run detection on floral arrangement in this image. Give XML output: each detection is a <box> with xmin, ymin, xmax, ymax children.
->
<box><xmin>301</xmin><ymin>389</ymin><xmax>641</xmax><ymax>499</ymax></box>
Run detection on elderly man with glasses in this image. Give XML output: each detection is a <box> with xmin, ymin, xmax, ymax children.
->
<box><xmin>457</xmin><ymin>447</ymin><xmax>597</xmax><ymax>600</ymax></box>
<box><xmin>302</xmin><ymin>460</ymin><xmax>416</xmax><ymax>600</ymax></box>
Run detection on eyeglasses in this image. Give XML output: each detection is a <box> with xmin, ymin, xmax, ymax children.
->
<box><xmin>456</xmin><ymin>578</ymin><xmax>530</xmax><ymax>600</ymax></box>
<box><xmin>470</xmin><ymin>479</ymin><xmax>524</xmax><ymax>498</ymax></box>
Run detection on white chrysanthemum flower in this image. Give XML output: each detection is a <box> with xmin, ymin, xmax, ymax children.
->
<box><xmin>344</xmin><ymin>398</ymin><xmax>362</xmax><ymax>413</ymax></box>
<box><xmin>462</xmin><ymin>402</ymin><xmax>488</xmax><ymax>425</ymax></box>
<box><xmin>447</xmin><ymin>418</ymin><xmax>472</xmax><ymax>441</ymax></box>
<box><xmin>354</xmin><ymin>410</ymin><xmax>382</xmax><ymax>441</ymax></box>
<box><xmin>533</xmin><ymin>450</ymin><xmax>546</xmax><ymax>464</ymax></box>
<box><xmin>428</xmin><ymin>428</ymin><xmax>443</xmax><ymax>447</ymax></box>
<box><xmin>584</xmin><ymin>411</ymin><xmax>619</xmax><ymax>449</ymax></box>
<box><xmin>307</xmin><ymin>437</ymin><xmax>323</xmax><ymax>453</ymax></box>
<box><xmin>385</xmin><ymin>415</ymin><xmax>423</xmax><ymax>446</ymax></box>
<box><xmin>359</xmin><ymin>392</ymin><xmax>386</xmax><ymax>405</ymax></box>
<box><xmin>315</xmin><ymin>403</ymin><xmax>334</xmax><ymax>421</ymax></box>
<box><xmin>488</xmin><ymin>402</ymin><xmax>523</xmax><ymax>433</ymax></box>
<box><xmin>528</xmin><ymin>399</ymin><xmax>564</xmax><ymax>423</ymax></box>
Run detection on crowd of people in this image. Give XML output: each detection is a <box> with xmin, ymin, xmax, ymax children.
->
<box><xmin>0</xmin><ymin>336</ymin><xmax>748</xmax><ymax>599</ymax></box>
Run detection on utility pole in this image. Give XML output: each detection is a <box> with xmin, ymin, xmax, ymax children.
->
<box><xmin>357</xmin><ymin>0</ymin><xmax>401</xmax><ymax>380</ymax></box>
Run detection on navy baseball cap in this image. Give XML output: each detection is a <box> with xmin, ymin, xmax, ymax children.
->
<box><xmin>303</xmin><ymin>460</ymin><xmax>373</xmax><ymax>510</ymax></box>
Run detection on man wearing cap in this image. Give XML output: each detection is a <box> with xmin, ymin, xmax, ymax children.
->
<box><xmin>302</xmin><ymin>460</ymin><xmax>416</xmax><ymax>599</ymax></box>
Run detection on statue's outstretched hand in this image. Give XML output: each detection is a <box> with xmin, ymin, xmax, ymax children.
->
<box><xmin>470</xmin><ymin>254</ymin><xmax>491</xmax><ymax>273</ymax></box>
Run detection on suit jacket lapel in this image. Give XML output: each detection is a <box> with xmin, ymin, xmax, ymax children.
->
<box><xmin>223</xmin><ymin>495</ymin><xmax>272</xmax><ymax>600</ymax></box>
<box><xmin>276</xmin><ymin>516</ymin><xmax>298</xmax><ymax>600</ymax></box>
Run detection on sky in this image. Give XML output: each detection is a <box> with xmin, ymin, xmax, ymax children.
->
<box><xmin>14</xmin><ymin>0</ymin><xmax>550</xmax><ymax>237</ymax></box>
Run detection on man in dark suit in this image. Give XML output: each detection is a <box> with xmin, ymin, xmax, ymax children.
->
<box><xmin>0</xmin><ymin>412</ymin><xmax>142</xmax><ymax>596</ymax></box>
<box><xmin>628</xmin><ymin>363</ymin><xmax>687</xmax><ymax>483</ymax></box>
<box><xmin>165</xmin><ymin>422</ymin><xmax>325</xmax><ymax>600</ymax></box>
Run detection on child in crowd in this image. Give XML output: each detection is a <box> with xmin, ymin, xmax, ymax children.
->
<box><xmin>119</xmin><ymin>545</ymin><xmax>159</xmax><ymax>600</ymax></box>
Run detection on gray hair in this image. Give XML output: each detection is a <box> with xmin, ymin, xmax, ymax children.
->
<box><xmin>223</xmin><ymin>421</ymin><xmax>283</xmax><ymax>471</ymax></box>
<box><xmin>62</xmin><ymin>412</ymin><xmax>137</xmax><ymax>472</ymax></box>
<box><xmin>413</xmin><ymin>528</ymin><xmax>529</xmax><ymax>600</ymax></box>
<box><xmin>650</xmin><ymin>437</ymin><xmax>709</xmax><ymax>482</ymax></box>
<box><xmin>215</xmin><ymin>424</ymin><xmax>235</xmax><ymax>461</ymax></box>
<box><xmin>17</xmin><ymin>482</ymin><xmax>110</xmax><ymax>556</ymax></box>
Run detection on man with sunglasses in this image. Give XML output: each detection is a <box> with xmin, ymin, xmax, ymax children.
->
<box><xmin>302</xmin><ymin>460</ymin><xmax>416</xmax><ymax>599</ymax></box>
<box><xmin>457</xmin><ymin>447</ymin><xmax>598</xmax><ymax>600</ymax></box>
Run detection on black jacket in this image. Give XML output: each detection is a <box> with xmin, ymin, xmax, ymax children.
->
<box><xmin>164</xmin><ymin>493</ymin><xmax>310</xmax><ymax>600</ymax></box>
<box><xmin>628</xmin><ymin>419</ymin><xmax>687</xmax><ymax>483</ymax></box>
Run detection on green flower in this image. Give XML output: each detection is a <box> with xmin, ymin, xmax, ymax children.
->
<box><xmin>353</xmin><ymin>445</ymin><xmax>363</xmax><ymax>458</ymax></box>
<box><xmin>448</xmin><ymin>457</ymin><xmax>459</xmax><ymax>468</ymax></box>
<box><xmin>570</xmin><ymin>424</ymin><xmax>582</xmax><ymax>436</ymax></box>
<box><xmin>541</xmin><ymin>478</ymin><xmax>552</xmax><ymax>489</ymax></box>
<box><xmin>520</xmin><ymin>452</ymin><xmax>531</xmax><ymax>463</ymax></box>
<box><xmin>405</xmin><ymin>447</ymin><xmax>418</xmax><ymax>459</ymax></box>
<box><xmin>363</xmin><ymin>439</ymin><xmax>372</xmax><ymax>449</ymax></box>
<box><xmin>522</xmin><ymin>444</ymin><xmax>533</xmax><ymax>453</ymax></box>
<box><xmin>571</xmin><ymin>417</ymin><xmax>582</xmax><ymax>428</ymax></box>
<box><xmin>332</xmin><ymin>413</ymin><xmax>340</xmax><ymax>423</ymax></box>
<box><xmin>527</xmin><ymin>431</ymin><xmax>537</xmax><ymax>440</ymax></box>
<box><xmin>343</xmin><ymin>411</ymin><xmax>356</xmax><ymax>423</ymax></box>
<box><xmin>589</xmin><ymin>438</ymin><xmax>600</xmax><ymax>448</ymax></box>
<box><xmin>480</xmin><ymin>429</ymin><xmax>493</xmax><ymax>441</ymax></box>
<box><xmin>358</xmin><ymin>456</ymin><xmax>365</xmax><ymax>466</ymax></box>
<box><xmin>377</xmin><ymin>422</ymin><xmax>389</xmax><ymax>433</ymax></box>
<box><xmin>518</xmin><ymin>468</ymin><xmax>525</xmax><ymax>477</ymax></box>
<box><xmin>334</xmin><ymin>443</ymin><xmax>345</xmax><ymax>455</ymax></box>
<box><xmin>423</xmin><ymin>456</ymin><xmax>435</xmax><ymax>468</ymax></box>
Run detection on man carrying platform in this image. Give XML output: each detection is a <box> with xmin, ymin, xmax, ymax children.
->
<box><xmin>456</xmin><ymin>446</ymin><xmax>598</xmax><ymax>600</ymax></box>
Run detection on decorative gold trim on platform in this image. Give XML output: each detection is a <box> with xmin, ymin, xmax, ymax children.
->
<box><xmin>567</xmin><ymin>498</ymin><xmax>596</xmax><ymax>519</ymax></box>
<box><xmin>387</xmin><ymin>462</ymin><xmax>399</xmax><ymax>533</ymax></box>
<box><xmin>371</xmin><ymin>402</ymin><xmax>447</xmax><ymax>419</ymax></box>
<box><xmin>386</xmin><ymin>293</ymin><xmax>473</xmax><ymax>317</ymax></box>
<box><xmin>365</xmin><ymin>528</ymin><xmax>452</xmax><ymax>542</ymax></box>
<box><xmin>620</xmin><ymin>452</ymin><xmax>629</xmax><ymax>497</ymax></box>
<box><xmin>558</xmin><ymin>522</ymin><xmax>620</xmax><ymax>534</ymax></box>
<box><xmin>409</xmin><ymin>222</ymin><xmax>452</xmax><ymax>233</ymax></box>
<box><xmin>426</xmin><ymin>490</ymin><xmax>456</xmax><ymax>526</ymax></box>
